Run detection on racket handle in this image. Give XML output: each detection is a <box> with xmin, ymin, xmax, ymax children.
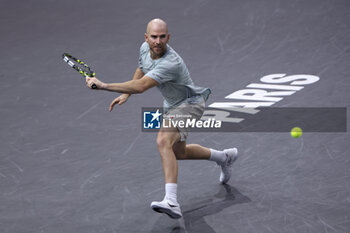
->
<box><xmin>91</xmin><ymin>83</ymin><xmax>97</xmax><ymax>89</ymax></box>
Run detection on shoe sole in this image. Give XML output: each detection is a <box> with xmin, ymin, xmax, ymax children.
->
<box><xmin>151</xmin><ymin>205</ymin><xmax>182</xmax><ymax>219</ymax></box>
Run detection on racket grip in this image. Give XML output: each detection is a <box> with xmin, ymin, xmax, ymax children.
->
<box><xmin>91</xmin><ymin>83</ymin><xmax>97</xmax><ymax>89</ymax></box>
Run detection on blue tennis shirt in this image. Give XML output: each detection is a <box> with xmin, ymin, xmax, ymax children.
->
<box><xmin>138</xmin><ymin>42</ymin><xmax>211</xmax><ymax>109</ymax></box>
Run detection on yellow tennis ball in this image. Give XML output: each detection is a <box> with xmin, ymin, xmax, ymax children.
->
<box><xmin>291</xmin><ymin>127</ymin><xmax>302</xmax><ymax>138</ymax></box>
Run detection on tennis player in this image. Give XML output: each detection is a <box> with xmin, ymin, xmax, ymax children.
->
<box><xmin>86</xmin><ymin>18</ymin><xmax>238</xmax><ymax>219</ymax></box>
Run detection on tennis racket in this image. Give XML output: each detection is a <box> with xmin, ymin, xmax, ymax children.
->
<box><xmin>62</xmin><ymin>53</ymin><xmax>97</xmax><ymax>89</ymax></box>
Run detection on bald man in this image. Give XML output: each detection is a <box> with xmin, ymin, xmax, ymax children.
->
<box><xmin>86</xmin><ymin>18</ymin><xmax>238</xmax><ymax>219</ymax></box>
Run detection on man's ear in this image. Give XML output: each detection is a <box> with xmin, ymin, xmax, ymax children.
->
<box><xmin>144</xmin><ymin>33</ymin><xmax>148</xmax><ymax>42</ymax></box>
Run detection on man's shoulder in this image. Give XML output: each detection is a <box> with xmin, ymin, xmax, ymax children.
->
<box><xmin>140</xmin><ymin>42</ymin><xmax>149</xmax><ymax>54</ymax></box>
<box><xmin>162</xmin><ymin>46</ymin><xmax>184</xmax><ymax>69</ymax></box>
<box><xmin>159</xmin><ymin>53</ymin><xmax>181</xmax><ymax>72</ymax></box>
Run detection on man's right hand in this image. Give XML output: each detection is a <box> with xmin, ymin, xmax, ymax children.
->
<box><xmin>109</xmin><ymin>94</ymin><xmax>130</xmax><ymax>112</ymax></box>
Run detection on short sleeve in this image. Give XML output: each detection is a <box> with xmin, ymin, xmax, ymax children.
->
<box><xmin>145</xmin><ymin>60</ymin><xmax>178</xmax><ymax>84</ymax></box>
<box><xmin>138</xmin><ymin>42</ymin><xmax>148</xmax><ymax>72</ymax></box>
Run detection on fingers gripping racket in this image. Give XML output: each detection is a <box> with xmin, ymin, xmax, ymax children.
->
<box><xmin>62</xmin><ymin>53</ymin><xmax>97</xmax><ymax>89</ymax></box>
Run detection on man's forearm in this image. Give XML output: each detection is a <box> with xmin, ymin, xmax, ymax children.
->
<box><xmin>86</xmin><ymin>67</ymin><xmax>151</xmax><ymax>93</ymax></box>
<box><xmin>120</xmin><ymin>67</ymin><xmax>144</xmax><ymax>96</ymax></box>
<box><xmin>102</xmin><ymin>79</ymin><xmax>144</xmax><ymax>94</ymax></box>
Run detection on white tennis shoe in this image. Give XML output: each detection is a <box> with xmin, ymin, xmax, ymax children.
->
<box><xmin>219</xmin><ymin>148</ymin><xmax>238</xmax><ymax>184</ymax></box>
<box><xmin>150</xmin><ymin>198</ymin><xmax>182</xmax><ymax>219</ymax></box>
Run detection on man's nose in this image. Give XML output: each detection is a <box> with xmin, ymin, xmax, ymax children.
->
<box><xmin>155</xmin><ymin>37</ymin><xmax>161</xmax><ymax>44</ymax></box>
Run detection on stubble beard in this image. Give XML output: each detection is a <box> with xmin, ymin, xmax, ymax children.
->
<box><xmin>150</xmin><ymin>45</ymin><xmax>166</xmax><ymax>59</ymax></box>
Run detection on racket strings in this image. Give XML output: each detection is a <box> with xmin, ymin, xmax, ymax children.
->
<box><xmin>63</xmin><ymin>53</ymin><xmax>95</xmax><ymax>77</ymax></box>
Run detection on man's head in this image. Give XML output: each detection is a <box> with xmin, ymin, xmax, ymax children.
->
<box><xmin>145</xmin><ymin>18</ymin><xmax>170</xmax><ymax>59</ymax></box>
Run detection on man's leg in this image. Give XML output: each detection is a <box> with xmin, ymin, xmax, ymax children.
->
<box><xmin>172</xmin><ymin>142</ymin><xmax>211</xmax><ymax>160</ymax></box>
<box><xmin>151</xmin><ymin>122</ymin><xmax>238</xmax><ymax>219</ymax></box>
<box><xmin>150</xmin><ymin>121</ymin><xmax>183</xmax><ymax>219</ymax></box>
<box><xmin>173</xmin><ymin>142</ymin><xmax>230</xmax><ymax>163</ymax></box>
<box><xmin>156</xmin><ymin>123</ymin><xmax>181</xmax><ymax>184</ymax></box>
<box><xmin>173</xmin><ymin>142</ymin><xmax>238</xmax><ymax>184</ymax></box>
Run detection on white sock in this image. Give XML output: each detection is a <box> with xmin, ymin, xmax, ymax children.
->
<box><xmin>209</xmin><ymin>149</ymin><xmax>227</xmax><ymax>164</ymax></box>
<box><xmin>165</xmin><ymin>183</ymin><xmax>178</xmax><ymax>203</ymax></box>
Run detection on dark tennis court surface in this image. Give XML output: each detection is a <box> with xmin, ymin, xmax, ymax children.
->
<box><xmin>1</xmin><ymin>0</ymin><xmax>349</xmax><ymax>232</ymax></box>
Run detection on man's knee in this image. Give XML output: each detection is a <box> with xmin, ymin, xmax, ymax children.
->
<box><xmin>156</xmin><ymin>134</ymin><xmax>173</xmax><ymax>150</ymax></box>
